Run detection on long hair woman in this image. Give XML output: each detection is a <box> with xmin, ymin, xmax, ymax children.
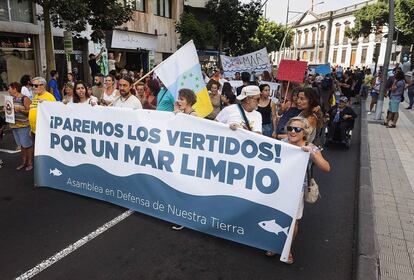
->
<box><xmin>266</xmin><ymin>116</ymin><xmax>330</xmax><ymax>264</ymax></box>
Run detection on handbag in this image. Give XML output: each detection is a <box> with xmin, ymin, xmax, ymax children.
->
<box><xmin>305</xmin><ymin>164</ymin><xmax>320</xmax><ymax>203</ymax></box>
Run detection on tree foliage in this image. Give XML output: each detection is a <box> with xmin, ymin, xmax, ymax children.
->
<box><xmin>347</xmin><ymin>0</ymin><xmax>414</xmax><ymax>45</ymax></box>
<box><xmin>175</xmin><ymin>12</ymin><xmax>215</xmax><ymax>50</ymax></box>
<box><xmin>249</xmin><ymin>17</ymin><xmax>292</xmax><ymax>52</ymax></box>
<box><xmin>206</xmin><ymin>0</ymin><xmax>263</xmax><ymax>55</ymax></box>
<box><xmin>346</xmin><ymin>1</ymin><xmax>388</xmax><ymax>39</ymax></box>
<box><xmin>34</xmin><ymin>0</ymin><xmax>133</xmax><ymax>42</ymax></box>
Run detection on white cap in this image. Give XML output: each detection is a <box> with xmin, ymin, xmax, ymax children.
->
<box><xmin>237</xmin><ymin>85</ymin><xmax>261</xmax><ymax>100</ymax></box>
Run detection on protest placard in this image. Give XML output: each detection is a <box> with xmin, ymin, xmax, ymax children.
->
<box><xmin>35</xmin><ymin>102</ymin><xmax>309</xmax><ymax>263</ymax></box>
<box><xmin>220</xmin><ymin>48</ymin><xmax>272</xmax><ymax>78</ymax></box>
<box><xmin>4</xmin><ymin>96</ymin><xmax>15</xmax><ymax>124</ymax></box>
<box><xmin>276</xmin><ymin>60</ymin><xmax>308</xmax><ymax>83</ymax></box>
<box><xmin>315</xmin><ymin>64</ymin><xmax>332</xmax><ymax>75</ymax></box>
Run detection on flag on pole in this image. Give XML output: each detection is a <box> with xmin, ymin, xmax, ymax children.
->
<box><xmin>154</xmin><ymin>40</ymin><xmax>213</xmax><ymax>117</ymax></box>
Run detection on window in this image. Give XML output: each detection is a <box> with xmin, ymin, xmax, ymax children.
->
<box><xmin>341</xmin><ymin>49</ymin><xmax>347</xmax><ymax>63</ymax></box>
<box><xmin>334</xmin><ymin>26</ymin><xmax>340</xmax><ymax>44</ymax></box>
<box><xmin>153</xmin><ymin>0</ymin><xmax>172</xmax><ymax>18</ymax></box>
<box><xmin>125</xmin><ymin>0</ymin><xmax>145</xmax><ymax>12</ymax></box>
<box><xmin>304</xmin><ymin>30</ymin><xmax>309</xmax><ymax>46</ymax></box>
<box><xmin>297</xmin><ymin>33</ymin><xmax>302</xmax><ymax>48</ymax></box>
<box><xmin>302</xmin><ymin>51</ymin><xmax>308</xmax><ymax>60</ymax></box>
<box><xmin>361</xmin><ymin>48</ymin><xmax>367</xmax><ymax>64</ymax></box>
<box><xmin>333</xmin><ymin>49</ymin><xmax>338</xmax><ymax>63</ymax></box>
<box><xmin>309</xmin><ymin>51</ymin><xmax>314</xmax><ymax>62</ymax></box>
<box><xmin>318</xmin><ymin>51</ymin><xmax>323</xmax><ymax>62</ymax></box>
<box><xmin>0</xmin><ymin>34</ymin><xmax>35</xmax><ymax>92</ymax></box>
<box><xmin>320</xmin><ymin>28</ymin><xmax>325</xmax><ymax>43</ymax></box>
<box><xmin>0</xmin><ymin>0</ymin><xmax>33</xmax><ymax>23</ymax></box>
<box><xmin>311</xmin><ymin>30</ymin><xmax>316</xmax><ymax>46</ymax></box>
<box><xmin>343</xmin><ymin>26</ymin><xmax>350</xmax><ymax>45</ymax></box>
<box><xmin>363</xmin><ymin>36</ymin><xmax>369</xmax><ymax>43</ymax></box>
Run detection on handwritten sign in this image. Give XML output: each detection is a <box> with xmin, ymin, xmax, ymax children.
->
<box><xmin>315</xmin><ymin>64</ymin><xmax>332</xmax><ymax>75</ymax></box>
<box><xmin>221</xmin><ymin>48</ymin><xmax>272</xmax><ymax>78</ymax></box>
<box><xmin>4</xmin><ymin>96</ymin><xmax>15</xmax><ymax>124</ymax></box>
<box><xmin>277</xmin><ymin>60</ymin><xmax>308</xmax><ymax>83</ymax></box>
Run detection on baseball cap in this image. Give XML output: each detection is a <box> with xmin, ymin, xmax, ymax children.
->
<box><xmin>339</xmin><ymin>96</ymin><xmax>348</xmax><ymax>103</ymax></box>
<box><xmin>237</xmin><ymin>85</ymin><xmax>260</xmax><ymax>100</ymax></box>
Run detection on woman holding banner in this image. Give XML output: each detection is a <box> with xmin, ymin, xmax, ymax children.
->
<box><xmin>266</xmin><ymin>116</ymin><xmax>330</xmax><ymax>263</ymax></box>
<box><xmin>172</xmin><ymin>88</ymin><xmax>199</xmax><ymax>230</ymax></box>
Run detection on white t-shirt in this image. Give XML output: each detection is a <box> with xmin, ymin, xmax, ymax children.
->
<box><xmin>113</xmin><ymin>94</ymin><xmax>142</xmax><ymax>109</ymax></box>
<box><xmin>21</xmin><ymin>86</ymin><xmax>33</xmax><ymax>100</ymax></box>
<box><xmin>102</xmin><ymin>89</ymin><xmax>120</xmax><ymax>104</ymax></box>
<box><xmin>216</xmin><ymin>104</ymin><xmax>262</xmax><ymax>133</ymax></box>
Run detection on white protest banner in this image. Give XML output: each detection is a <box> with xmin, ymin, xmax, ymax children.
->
<box><xmin>4</xmin><ymin>95</ymin><xmax>15</xmax><ymax>124</ymax></box>
<box><xmin>35</xmin><ymin>102</ymin><xmax>309</xmax><ymax>262</ymax></box>
<box><xmin>228</xmin><ymin>80</ymin><xmax>243</xmax><ymax>93</ymax></box>
<box><xmin>220</xmin><ymin>48</ymin><xmax>272</xmax><ymax>78</ymax></box>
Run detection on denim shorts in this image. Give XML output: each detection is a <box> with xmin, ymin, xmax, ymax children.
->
<box><xmin>262</xmin><ymin>123</ymin><xmax>273</xmax><ymax>137</ymax></box>
<box><xmin>12</xmin><ymin>126</ymin><xmax>33</xmax><ymax>148</ymax></box>
<box><xmin>389</xmin><ymin>100</ymin><xmax>400</xmax><ymax>113</ymax></box>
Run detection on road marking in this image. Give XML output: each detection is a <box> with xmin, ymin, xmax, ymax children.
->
<box><xmin>16</xmin><ymin>210</ymin><xmax>134</xmax><ymax>280</ymax></box>
<box><xmin>0</xmin><ymin>148</ymin><xmax>20</xmax><ymax>154</ymax></box>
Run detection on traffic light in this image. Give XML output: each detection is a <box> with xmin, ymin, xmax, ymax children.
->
<box><xmin>373</xmin><ymin>43</ymin><xmax>381</xmax><ymax>63</ymax></box>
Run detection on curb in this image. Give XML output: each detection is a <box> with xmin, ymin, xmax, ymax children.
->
<box><xmin>356</xmin><ymin>99</ymin><xmax>379</xmax><ymax>280</ymax></box>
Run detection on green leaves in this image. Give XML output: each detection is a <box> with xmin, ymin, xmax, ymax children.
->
<box><xmin>33</xmin><ymin>0</ymin><xmax>133</xmax><ymax>42</ymax></box>
<box><xmin>250</xmin><ymin>17</ymin><xmax>291</xmax><ymax>52</ymax></box>
<box><xmin>349</xmin><ymin>0</ymin><xmax>414</xmax><ymax>44</ymax></box>
<box><xmin>175</xmin><ymin>12</ymin><xmax>215</xmax><ymax>50</ymax></box>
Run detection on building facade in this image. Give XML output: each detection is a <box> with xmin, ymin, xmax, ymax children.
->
<box><xmin>273</xmin><ymin>0</ymin><xmax>400</xmax><ymax>70</ymax></box>
<box><xmin>105</xmin><ymin>0</ymin><xmax>183</xmax><ymax>73</ymax></box>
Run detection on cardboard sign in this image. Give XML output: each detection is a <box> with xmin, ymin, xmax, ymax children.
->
<box><xmin>4</xmin><ymin>95</ymin><xmax>15</xmax><ymax>124</ymax></box>
<box><xmin>221</xmin><ymin>48</ymin><xmax>272</xmax><ymax>78</ymax></box>
<box><xmin>315</xmin><ymin>64</ymin><xmax>332</xmax><ymax>75</ymax></box>
<box><xmin>277</xmin><ymin>60</ymin><xmax>308</xmax><ymax>83</ymax></box>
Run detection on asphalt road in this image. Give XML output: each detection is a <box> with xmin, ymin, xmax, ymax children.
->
<box><xmin>0</xmin><ymin>107</ymin><xmax>360</xmax><ymax>280</ymax></box>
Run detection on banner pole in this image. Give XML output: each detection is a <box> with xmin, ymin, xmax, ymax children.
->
<box><xmin>284</xmin><ymin>81</ymin><xmax>290</xmax><ymax>102</ymax></box>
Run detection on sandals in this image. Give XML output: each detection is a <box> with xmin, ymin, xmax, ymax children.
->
<box><xmin>172</xmin><ymin>224</ymin><xmax>184</xmax><ymax>230</ymax></box>
<box><xmin>286</xmin><ymin>253</ymin><xmax>294</xmax><ymax>265</ymax></box>
<box><xmin>16</xmin><ymin>164</ymin><xmax>26</xmax><ymax>170</ymax></box>
<box><xmin>25</xmin><ymin>165</ymin><xmax>33</xmax><ymax>171</ymax></box>
<box><xmin>386</xmin><ymin>124</ymin><xmax>396</xmax><ymax>128</ymax></box>
<box><xmin>265</xmin><ymin>251</ymin><xmax>277</xmax><ymax>257</ymax></box>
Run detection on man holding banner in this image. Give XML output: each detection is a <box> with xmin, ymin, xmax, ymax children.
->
<box><xmin>216</xmin><ymin>85</ymin><xmax>262</xmax><ymax>133</ymax></box>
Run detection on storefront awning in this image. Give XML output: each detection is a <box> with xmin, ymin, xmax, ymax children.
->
<box><xmin>111</xmin><ymin>30</ymin><xmax>158</xmax><ymax>51</ymax></box>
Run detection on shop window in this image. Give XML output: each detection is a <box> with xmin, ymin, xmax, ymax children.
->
<box><xmin>125</xmin><ymin>0</ymin><xmax>145</xmax><ymax>12</ymax></box>
<box><xmin>0</xmin><ymin>0</ymin><xmax>33</xmax><ymax>23</ymax></box>
<box><xmin>153</xmin><ymin>0</ymin><xmax>172</xmax><ymax>18</ymax></box>
<box><xmin>0</xmin><ymin>34</ymin><xmax>35</xmax><ymax>91</ymax></box>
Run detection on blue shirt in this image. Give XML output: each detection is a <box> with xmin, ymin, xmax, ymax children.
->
<box><xmin>48</xmin><ymin>78</ymin><xmax>61</xmax><ymax>101</ymax></box>
<box><xmin>156</xmin><ymin>87</ymin><xmax>174</xmax><ymax>112</ymax></box>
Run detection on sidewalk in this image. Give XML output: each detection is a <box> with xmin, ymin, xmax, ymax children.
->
<box><xmin>367</xmin><ymin>98</ymin><xmax>414</xmax><ymax>280</ymax></box>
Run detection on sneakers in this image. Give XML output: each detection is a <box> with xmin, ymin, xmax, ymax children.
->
<box><xmin>405</xmin><ymin>107</ymin><xmax>412</xmax><ymax>110</ymax></box>
<box><xmin>367</xmin><ymin>111</ymin><xmax>372</xmax><ymax>115</ymax></box>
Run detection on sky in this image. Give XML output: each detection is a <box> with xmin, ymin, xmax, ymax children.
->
<box><xmin>241</xmin><ymin>0</ymin><xmax>371</xmax><ymax>24</ymax></box>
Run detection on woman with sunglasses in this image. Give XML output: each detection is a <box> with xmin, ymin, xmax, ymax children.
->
<box><xmin>266</xmin><ymin>116</ymin><xmax>330</xmax><ymax>263</ymax></box>
<box><xmin>73</xmin><ymin>81</ymin><xmax>98</xmax><ymax>106</ymax></box>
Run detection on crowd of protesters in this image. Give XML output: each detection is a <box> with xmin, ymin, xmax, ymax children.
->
<box><xmin>5</xmin><ymin>51</ymin><xmax>414</xmax><ymax>264</ymax></box>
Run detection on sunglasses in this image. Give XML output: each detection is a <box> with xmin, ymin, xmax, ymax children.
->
<box><xmin>287</xmin><ymin>126</ymin><xmax>304</xmax><ymax>133</ymax></box>
<box><xmin>32</xmin><ymin>84</ymin><xmax>43</xmax><ymax>88</ymax></box>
